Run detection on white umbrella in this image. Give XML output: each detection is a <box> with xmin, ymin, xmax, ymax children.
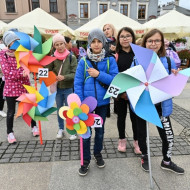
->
<box><xmin>143</xmin><ymin>10</ymin><xmax>190</xmax><ymax>40</ymax></box>
<box><xmin>3</xmin><ymin>8</ymin><xmax>75</xmax><ymax>38</ymax></box>
<box><xmin>75</xmin><ymin>9</ymin><xmax>145</xmax><ymax>40</ymax></box>
<box><xmin>0</xmin><ymin>20</ymin><xmax>7</xmax><ymax>35</ymax></box>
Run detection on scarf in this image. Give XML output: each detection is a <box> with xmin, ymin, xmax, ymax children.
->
<box><xmin>106</xmin><ymin>37</ymin><xmax>116</xmax><ymax>43</ymax></box>
<box><xmin>54</xmin><ymin>49</ymin><xmax>70</xmax><ymax>60</ymax></box>
<box><xmin>6</xmin><ymin>49</ymin><xmax>15</xmax><ymax>57</ymax></box>
<box><xmin>87</xmin><ymin>48</ymin><xmax>105</xmax><ymax>62</ymax></box>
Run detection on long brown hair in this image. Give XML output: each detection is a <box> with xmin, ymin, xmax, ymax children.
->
<box><xmin>116</xmin><ymin>27</ymin><xmax>136</xmax><ymax>53</ymax></box>
<box><xmin>141</xmin><ymin>29</ymin><xmax>166</xmax><ymax>57</ymax></box>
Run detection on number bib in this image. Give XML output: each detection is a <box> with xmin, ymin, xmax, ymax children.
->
<box><xmin>38</xmin><ymin>68</ymin><xmax>49</xmax><ymax>78</ymax></box>
<box><xmin>107</xmin><ymin>84</ymin><xmax>120</xmax><ymax>98</ymax></box>
<box><xmin>91</xmin><ymin>117</ymin><xmax>102</xmax><ymax>128</ymax></box>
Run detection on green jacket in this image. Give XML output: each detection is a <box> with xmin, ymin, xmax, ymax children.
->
<box><xmin>46</xmin><ymin>54</ymin><xmax>77</xmax><ymax>89</ymax></box>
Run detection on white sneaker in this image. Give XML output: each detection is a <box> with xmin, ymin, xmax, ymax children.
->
<box><xmin>32</xmin><ymin>126</ymin><xmax>39</xmax><ymax>137</ymax></box>
<box><xmin>7</xmin><ymin>132</ymin><xmax>17</xmax><ymax>144</ymax></box>
<box><xmin>56</xmin><ymin>129</ymin><xmax>64</xmax><ymax>139</ymax></box>
<box><xmin>69</xmin><ymin>134</ymin><xmax>77</xmax><ymax>140</ymax></box>
<box><xmin>0</xmin><ymin>111</ymin><xmax>7</xmax><ymax>117</ymax></box>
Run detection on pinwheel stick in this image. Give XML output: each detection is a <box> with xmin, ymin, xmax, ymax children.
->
<box><xmin>146</xmin><ymin>122</ymin><xmax>153</xmax><ymax>189</ymax></box>
<box><xmin>33</xmin><ymin>72</ymin><xmax>43</xmax><ymax>145</ymax></box>
<box><xmin>80</xmin><ymin>137</ymin><xmax>83</xmax><ymax>165</ymax></box>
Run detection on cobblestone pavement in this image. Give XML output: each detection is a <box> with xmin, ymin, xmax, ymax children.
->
<box><xmin>0</xmin><ymin>103</ymin><xmax>190</xmax><ymax>164</ymax></box>
<box><xmin>0</xmin><ymin>136</ymin><xmax>190</xmax><ymax>164</ymax></box>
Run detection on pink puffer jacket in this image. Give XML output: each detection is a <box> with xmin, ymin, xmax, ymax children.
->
<box><xmin>0</xmin><ymin>50</ymin><xmax>30</xmax><ymax>97</ymax></box>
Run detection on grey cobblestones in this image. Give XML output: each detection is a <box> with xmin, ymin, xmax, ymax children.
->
<box><xmin>0</xmin><ymin>136</ymin><xmax>190</xmax><ymax>164</ymax></box>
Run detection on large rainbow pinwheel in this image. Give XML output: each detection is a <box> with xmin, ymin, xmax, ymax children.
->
<box><xmin>59</xmin><ymin>93</ymin><xmax>103</xmax><ymax>139</ymax></box>
<box><xmin>11</xmin><ymin>26</ymin><xmax>56</xmax><ymax>80</ymax></box>
<box><xmin>16</xmin><ymin>81</ymin><xmax>57</xmax><ymax>125</ymax></box>
<box><xmin>104</xmin><ymin>44</ymin><xmax>190</xmax><ymax>128</ymax></box>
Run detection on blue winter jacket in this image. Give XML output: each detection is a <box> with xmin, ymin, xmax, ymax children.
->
<box><xmin>132</xmin><ymin>56</ymin><xmax>176</xmax><ymax>117</ymax></box>
<box><xmin>74</xmin><ymin>56</ymin><xmax>118</xmax><ymax>107</ymax></box>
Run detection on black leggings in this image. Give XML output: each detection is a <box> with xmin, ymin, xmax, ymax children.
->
<box><xmin>0</xmin><ymin>78</ymin><xmax>5</xmax><ymax>111</ymax></box>
<box><xmin>6</xmin><ymin>97</ymin><xmax>36</xmax><ymax>134</ymax></box>
<box><xmin>137</xmin><ymin>104</ymin><xmax>174</xmax><ymax>162</ymax></box>
<box><xmin>116</xmin><ymin>98</ymin><xmax>138</xmax><ymax>140</ymax></box>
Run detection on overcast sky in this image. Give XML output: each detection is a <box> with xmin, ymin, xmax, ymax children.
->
<box><xmin>159</xmin><ymin>0</ymin><xmax>190</xmax><ymax>10</ymax></box>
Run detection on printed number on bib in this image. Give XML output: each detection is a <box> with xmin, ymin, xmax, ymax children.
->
<box><xmin>107</xmin><ymin>84</ymin><xmax>120</xmax><ymax>98</ymax></box>
<box><xmin>91</xmin><ymin>117</ymin><xmax>102</xmax><ymax>128</ymax></box>
<box><xmin>38</xmin><ymin>68</ymin><xmax>49</xmax><ymax>78</ymax></box>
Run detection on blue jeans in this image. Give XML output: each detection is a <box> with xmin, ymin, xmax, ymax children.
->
<box><xmin>83</xmin><ymin>104</ymin><xmax>108</xmax><ymax>161</ymax></box>
<box><xmin>56</xmin><ymin>88</ymin><xmax>73</xmax><ymax>130</ymax></box>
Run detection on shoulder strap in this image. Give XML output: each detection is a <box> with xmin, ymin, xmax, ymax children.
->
<box><xmin>69</xmin><ymin>54</ymin><xmax>72</xmax><ymax>64</ymax></box>
<box><xmin>166</xmin><ymin>57</ymin><xmax>171</xmax><ymax>74</ymax></box>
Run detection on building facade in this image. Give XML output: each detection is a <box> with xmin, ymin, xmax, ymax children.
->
<box><xmin>67</xmin><ymin>0</ymin><xmax>158</xmax><ymax>29</ymax></box>
<box><xmin>0</xmin><ymin>0</ymin><xmax>66</xmax><ymax>23</ymax></box>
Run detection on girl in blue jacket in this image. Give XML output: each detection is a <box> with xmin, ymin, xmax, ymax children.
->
<box><xmin>134</xmin><ymin>29</ymin><xmax>184</xmax><ymax>174</ymax></box>
<box><xmin>74</xmin><ymin>28</ymin><xmax>118</xmax><ymax>176</ymax></box>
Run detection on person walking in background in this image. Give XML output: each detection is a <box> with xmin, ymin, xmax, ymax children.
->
<box><xmin>103</xmin><ymin>23</ymin><xmax>117</xmax><ymax>117</ymax></box>
<box><xmin>0</xmin><ymin>31</ymin><xmax>39</xmax><ymax>144</ymax></box>
<box><xmin>46</xmin><ymin>33</ymin><xmax>77</xmax><ymax>140</ymax></box>
<box><xmin>115</xmin><ymin>27</ymin><xmax>141</xmax><ymax>154</ymax></box>
<box><xmin>134</xmin><ymin>29</ymin><xmax>184</xmax><ymax>174</ymax></box>
<box><xmin>74</xmin><ymin>28</ymin><xmax>118</xmax><ymax>176</ymax></box>
<box><xmin>164</xmin><ymin>39</ymin><xmax>181</xmax><ymax>68</ymax></box>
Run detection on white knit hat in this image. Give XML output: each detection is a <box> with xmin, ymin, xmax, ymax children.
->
<box><xmin>3</xmin><ymin>31</ymin><xmax>19</xmax><ymax>47</ymax></box>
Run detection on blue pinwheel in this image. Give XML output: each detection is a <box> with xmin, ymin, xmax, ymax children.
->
<box><xmin>104</xmin><ymin>44</ymin><xmax>190</xmax><ymax>128</ymax></box>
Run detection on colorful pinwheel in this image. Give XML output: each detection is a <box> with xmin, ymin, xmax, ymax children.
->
<box><xmin>16</xmin><ymin>81</ymin><xmax>57</xmax><ymax>124</ymax></box>
<box><xmin>59</xmin><ymin>93</ymin><xmax>103</xmax><ymax>139</ymax></box>
<box><xmin>11</xmin><ymin>26</ymin><xmax>56</xmax><ymax>84</ymax></box>
<box><xmin>104</xmin><ymin>43</ymin><xmax>190</xmax><ymax>128</ymax></box>
<box><xmin>59</xmin><ymin>93</ymin><xmax>103</xmax><ymax>165</ymax></box>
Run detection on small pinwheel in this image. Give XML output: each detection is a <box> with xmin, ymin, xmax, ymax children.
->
<box><xmin>59</xmin><ymin>93</ymin><xmax>103</xmax><ymax>139</ymax></box>
<box><xmin>104</xmin><ymin>43</ymin><xmax>190</xmax><ymax>128</ymax></box>
<box><xmin>16</xmin><ymin>81</ymin><xmax>57</xmax><ymax>125</ymax></box>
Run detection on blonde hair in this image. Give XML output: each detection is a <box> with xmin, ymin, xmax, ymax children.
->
<box><xmin>136</xmin><ymin>38</ymin><xmax>142</xmax><ymax>46</ymax></box>
<box><xmin>103</xmin><ymin>24</ymin><xmax>117</xmax><ymax>39</ymax></box>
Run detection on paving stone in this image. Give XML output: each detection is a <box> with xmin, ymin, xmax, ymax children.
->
<box><xmin>61</xmin><ymin>156</ymin><xmax>70</xmax><ymax>161</ymax></box>
<box><xmin>17</xmin><ymin>145</ymin><xmax>27</xmax><ymax>149</ymax></box>
<box><xmin>22</xmin><ymin>153</ymin><xmax>32</xmax><ymax>157</ymax></box>
<box><xmin>20</xmin><ymin>157</ymin><xmax>30</xmax><ymax>163</ymax></box>
<box><xmin>5</xmin><ymin>149</ymin><xmax>15</xmax><ymax>154</ymax></box>
<box><xmin>10</xmin><ymin>158</ymin><xmax>21</xmax><ymax>163</ymax></box>
<box><xmin>15</xmin><ymin>149</ymin><xmax>25</xmax><ymax>153</ymax></box>
<box><xmin>0</xmin><ymin>149</ymin><xmax>5</xmax><ymax>154</ymax></box>
<box><xmin>27</xmin><ymin>145</ymin><xmax>36</xmax><ymax>149</ymax></box>
<box><xmin>30</xmin><ymin>157</ymin><xmax>41</xmax><ymax>162</ymax></box>
<box><xmin>19</xmin><ymin>141</ymin><xmax>28</xmax><ymax>145</ymax></box>
<box><xmin>34</xmin><ymin>148</ymin><xmax>44</xmax><ymax>152</ymax></box>
<box><xmin>32</xmin><ymin>152</ymin><xmax>42</xmax><ymax>157</ymax></box>
<box><xmin>116</xmin><ymin>153</ymin><xmax>127</xmax><ymax>158</ymax></box>
<box><xmin>44</xmin><ymin>148</ymin><xmax>53</xmax><ymax>152</ymax></box>
<box><xmin>2</xmin><ymin>154</ymin><xmax>13</xmax><ymax>159</ymax></box>
<box><xmin>25</xmin><ymin>149</ymin><xmax>34</xmax><ymax>153</ymax></box>
<box><xmin>42</xmin><ymin>152</ymin><xmax>52</xmax><ymax>156</ymax></box>
<box><xmin>71</xmin><ymin>151</ymin><xmax>79</xmax><ymax>156</ymax></box>
<box><xmin>54</xmin><ymin>152</ymin><xmax>61</xmax><ymax>157</ymax></box>
<box><xmin>71</xmin><ymin>147</ymin><xmax>78</xmax><ymax>151</ymax></box>
<box><xmin>152</xmin><ymin>152</ymin><xmax>162</xmax><ymax>156</ymax></box>
<box><xmin>0</xmin><ymin>158</ymin><xmax>10</xmax><ymax>163</ymax></box>
<box><xmin>106</xmin><ymin>149</ymin><xmax>115</xmax><ymax>154</ymax></box>
<box><xmin>41</xmin><ymin>157</ymin><xmax>51</xmax><ymax>162</ymax></box>
<box><xmin>71</xmin><ymin>155</ymin><xmax>80</xmax><ymax>160</ymax></box>
<box><xmin>61</xmin><ymin>152</ymin><xmax>69</xmax><ymax>156</ymax></box>
<box><xmin>45</xmin><ymin>144</ymin><xmax>54</xmax><ymax>148</ymax></box>
<box><xmin>12</xmin><ymin>153</ymin><xmax>22</xmax><ymax>158</ymax></box>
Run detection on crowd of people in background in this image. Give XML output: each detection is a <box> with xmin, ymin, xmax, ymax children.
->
<box><xmin>0</xmin><ymin>25</ymin><xmax>184</xmax><ymax>176</ymax></box>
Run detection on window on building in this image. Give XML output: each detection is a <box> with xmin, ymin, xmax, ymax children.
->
<box><xmin>99</xmin><ymin>4</ymin><xmax>107</xmax><ymax>14</ymax></box>
<box><xmin>31</xmin><ymin>0</ymin><xmax>40</xmax><ymax>10</ymax></box>
<box><xmin>138</xmin><ymin>4</ymin><xmax>146</xmax><ymax>19</ymax></box>
<box><xmin>80</xmin><ymin>3</ymin><xmax>88</xmax><ymax>18</ymax></box>
<box><xmin>120</xmin><ymin>4</ymin><xmax>128</xmax><ymax>16</ymax></box>
<box><xmin>6</xmin><ymin>0</ymin><xmax>15</xmax><ymax>13</ymax></box>
<box><xmin>49</xmin><ymin>0</ymin><xmax>58</xmax><ymax>13</ymax></box>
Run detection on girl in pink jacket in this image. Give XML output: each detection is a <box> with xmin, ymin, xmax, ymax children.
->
<box><xmin>0</xmin><ymin>31</ymin><xmax>39</xmax><ymax>144</ymax></box>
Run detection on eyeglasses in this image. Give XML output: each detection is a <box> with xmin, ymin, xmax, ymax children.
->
<box><xmin>146</xmin><ymin>39</ymin><xmax>162</xmax><ymax>45</ymax></box>
<box><xmin>119</xmin><ymin>35</ymin><xmax>132</xmax><ymax>39</ymax></box>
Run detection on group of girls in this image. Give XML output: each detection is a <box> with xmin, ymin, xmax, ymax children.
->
<box><xmin>0</xmin><ymin>25</ymin><xmax>184</xmax><ymax>176</ymax></box>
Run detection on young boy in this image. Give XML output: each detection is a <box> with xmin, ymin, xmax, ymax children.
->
<box><xmin>74</xmin><ymin>28</ymin><xmax>118</xmax><ymax>176</ymax></box>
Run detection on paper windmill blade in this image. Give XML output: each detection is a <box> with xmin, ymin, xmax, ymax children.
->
<box><xmin>11</xmin><ymin>26</ymin><xmax>56</xmax><ymax>75</ymax></box>
<box><xmin>16</xmin><ymin>82</ymin><xmax>57</xmax><ymax>126</ymax></box>
<box><xmin>59</xmin><ymin>93</ymin><xmax>103</xmax><ymax>139</ymax></box>
<box><xmin>104</xmin><ymin>44</ymin><xmax>190</xmax><ymax>128</ymax></box>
